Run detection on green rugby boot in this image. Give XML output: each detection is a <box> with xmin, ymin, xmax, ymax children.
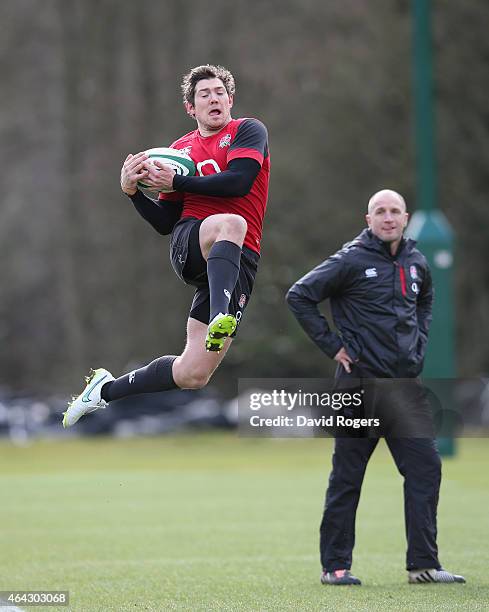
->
<box><xmin>205</xmin><ymin>313</ymin><xmax>237</xmax><ymax>352</ymax></box>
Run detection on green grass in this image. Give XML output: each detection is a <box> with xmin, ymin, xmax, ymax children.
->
<box><xmin>0</xmin><ymin>434</ymin><xmax>488</xmax><ymax>611</ymax></box>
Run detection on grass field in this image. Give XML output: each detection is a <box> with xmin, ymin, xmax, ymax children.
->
<box><xmin>0</xmin><ymin>433</ymin><xmax>488</xmax><ymax>611</ymax></box>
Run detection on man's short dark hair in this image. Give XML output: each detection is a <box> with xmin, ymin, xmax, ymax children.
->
<box><xmin>181</xmin><ymin>64</ymin><xmax>235</xmax><ymax>105</ymax></box>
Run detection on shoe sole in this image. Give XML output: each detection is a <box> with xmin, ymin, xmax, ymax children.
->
<box><xmin>321</xmin><ymin>579</ymin><xmax>362</xmax><ymax>586</ymax></box>
<box><xmin>409</xmin><ymin>578</ymin><xmax>466</xmax><ymax>584</ymax></box>
<box><xmin>205</xmin><ymin>315</ymin><xmax>237</xmax><ymax>352</ymax></box>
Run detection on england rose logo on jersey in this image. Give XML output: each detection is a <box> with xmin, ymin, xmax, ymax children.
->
<box><xmin>178</xmin><ymin>146</ymin><xmax>192</xmax><ymax>156</ymax></box>
<box><xmin>219</xmin><ymin>134</ymin><xmax>231</xmax><ymax>148</ymax></box>
<box><xmin>410</xmin><ymin>265</ymin><xmax>418</xmax><ymax>280</ymax></box>
<box><xmin>238</xmin><ymin>294</ymin><xmax>247</xmax><ymax>308</ymax></box>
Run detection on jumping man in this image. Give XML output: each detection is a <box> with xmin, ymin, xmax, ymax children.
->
<box><xmin>63</xmin><ymin>64</ymin><xmax>270</xmax><ymax>427</ymax></box>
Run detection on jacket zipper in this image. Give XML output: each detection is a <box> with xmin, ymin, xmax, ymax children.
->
<box><xmin>399</xmin><ymin>265</ymin><xmax>407</xmax><ymax>297</ymax></box>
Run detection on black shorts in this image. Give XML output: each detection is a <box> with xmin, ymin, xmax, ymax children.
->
<box><xmin>170</xmin><ymin>217</ymin><xmax>259</xmax><ymax>336</ymax></box>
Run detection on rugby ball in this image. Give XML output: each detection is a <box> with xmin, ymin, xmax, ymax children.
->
<box><xmin>138</xmin><ymin>147</ymin><xmax>196</xmax><ymax>192</ymax></box>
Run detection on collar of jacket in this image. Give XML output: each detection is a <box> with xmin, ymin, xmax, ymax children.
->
<box><xmin>355</xmin><ymin>228</ymin><xmax>417</xmax><ymax>259</ymax></box>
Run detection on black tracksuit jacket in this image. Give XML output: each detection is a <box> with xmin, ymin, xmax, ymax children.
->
<box><xmin>286</xmin><ymin>229</ymin><xmax>433</xmax><ymax>378</ymax></box>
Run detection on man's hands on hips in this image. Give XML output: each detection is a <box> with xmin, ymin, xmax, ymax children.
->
<box><xmin>334</xmin><ymin>347</ymin><xmax>354</xmax><ymax>373</ymax></box>
<box><xmin>121</xmin><ymin>152</ymin><xmax>149</xmax><ymax>195</ymax></box>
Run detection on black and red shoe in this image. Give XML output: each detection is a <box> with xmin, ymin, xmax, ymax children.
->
<box><xmin>321</xmin><ymin>569</ymin><xmax>362</xmax><ymax>585</ymax></box>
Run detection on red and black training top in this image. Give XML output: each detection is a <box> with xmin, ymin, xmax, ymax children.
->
<box><xmin>159</xmin><ymin>118</ymin><xmax>270</xmax><ymax>254</ymax></box>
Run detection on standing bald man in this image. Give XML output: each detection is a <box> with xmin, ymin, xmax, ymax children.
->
<box><xmin>287</xmin><ymin>190</ymin><xmax>465</xmax><ymax>586</ymax></box>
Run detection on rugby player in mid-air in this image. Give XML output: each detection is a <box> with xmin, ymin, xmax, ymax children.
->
<box><xmin>63</xmin><ymin>64</ymin><xmax>270</xmax><ymax>427</ymax></box>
